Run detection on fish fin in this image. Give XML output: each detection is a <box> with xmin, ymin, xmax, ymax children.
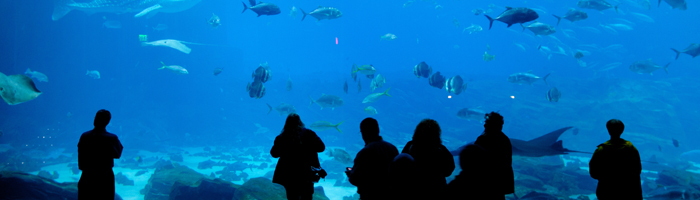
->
<box><xmin>552</xmin><ymin>14</ymin><xmax>562</xmax><ymax>26</ymax></box>
<box><xmin>505</xmin><ymin>6</ymin><xmax>513</xmax><ymax>10</ymax></box>
<box><xmin>537</xmin><ymin>45</ymin><xmax>542</xmax><ymax>50</ymax></box>
<box><xmin>383</xmin><ymin>88</ymin><xmax>391</xmax><ymax>97</ymax></box>
<box><xmin>543</xmin><ymin>73</ymin><xmax>551</xmax><ymax>85</ymax></box>
<box><xmin>520</xmin><ymin>23</ymin><xmax>526</xmax><ymax>32</ymax></box>
<box><xmin>664</xmin><ymin>63</ymin><xmax>670</xmax><ymax>74</ymax></box>
<box><xmin>86</xmin><ymin>70</ymin><xmax>89</xmax><ymax>75</ymax></box>
<box><xmin>242</xmin><ymin>2</ymin><xmax>248</xmax><ymax>13</ymax></box>
<box><xmin>309</xmin><ymin>95</ymin><xmax>315</xmax><ymax>106</ymax></box>
<box><xmin>25</xmin><ymin>68</ymin><xmax>31</xmax><ymax>74</ymax></box>
<box><xmin>335</xmin><ymin>121</ymin><xmax>344</xmax><ymax>133</ymax></box>
<box><xmin>485</xmin><ymin>15</ymin><xmax>494</xmax><ymax>30</ymax></box>
<box><xmin>507</xmin><ymin>23</ymin><xmax>513</xmax><ymax>28</ymax></box>
<box><xmin>134</xmin><ymin>4</ymin><xmax>162</xmax><ymax>18</ymax></box>
<box><xmin>301</xmin><ymin>8</ymin><xmax>307</xmax><ymax>21</ymax></box>
<box><xmin>614</xmin><ymin>4</ymin><xmax>620</xmax><ymax>14</ymax></box>
<box><xmin>52</xmin><ymin>0</ymin><xmax>75</xmax><ymax>21</ymax></box>
<box><xmin>266</xmin><ymin>103</ymin><xmax>272</xmax><ymax>114</ymax></box>
<box><xmin>671</xmin><ymin>48</ymin><xmax>681</xmax><ymax>60</ymax></box>
<box><xmin>257</xmin><ymin>14</ymin><xmax>261</xmax><ymax>17</ymax></box>
<box><xmin>9</xmin><ymin>75</ymin><xmax>41</xmax><ymax>93</ymax></box>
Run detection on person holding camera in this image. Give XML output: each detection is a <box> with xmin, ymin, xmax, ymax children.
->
<box><xmin>346</xmin><ymin>118</ymin><xmax>399</xmax><ymax>200</ymax></box>
<box><xmin>271</xmin><ymin>113</ymin><xmax>326</xmax><ymax>200</ymax></box>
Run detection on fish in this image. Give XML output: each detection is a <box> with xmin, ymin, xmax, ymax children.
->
<box><xmin>142</xmin><ymin>39</ymin><xmax>193</xmax><ymax>54</ymax></box>
<box><xmin>508</xmin><ymin>71</ymin><xmax>550</xmax><ymax>85</ymax></box>
<box><xmin>413</xmin><ymin>62</ymin><xmax>432</xmax><ymax>78</ymax></box>
<box><xmin>208</xmin><ymin>13</ymin><xmax>221</xmax><ymax>28</ymax></box>
<box><xmin>242</xmin><ymin>1</ymin><xmax>281</xmax><ymax>17</ymax></box>
<box><xmin>0</xmin><ymin>72</ymin><xmax>42</xmax><ymax>105</ymax></box>
<box><xmin>86</xmin><ymin>70</ymin><xmax>101</xmax><ymax>79</ymax></box>
<box><xmin>629</xmin><ymin>60</ymin><xmax>669</xmax><ymax>75</ymax></box>
<box><xmin>152</xmin><ymin>23</ymin><xmax>168</xmax><ymax>31</ymax></box>
<box><xmin>472</xmin><ymin>8</ymin><xmax>486</xmax><ymax>15</ymax></box>
<box><xmin>456</xmin><ymin>107</ymin><xmax>486</xmax><ymax>122</ymax></box>
<box><xmin>326</xmin><ymin>148</ymin><xmax>352</xmax><ymax>164</ymax></box>
<box><xmin>24</xmin><ymin>69</ymin><xmax>48</xmax><ymax>82</ymax></box>
<box><xmin>52</xmin><ymin>0</ymin><xmax>202</xmax><ymax>21</ymax></box>
<box><xmin>343</xmin><ymin>80</ymin><xmax>348</xmax><ymax>94</ymax></box>
<box><xmin>286</xmin><ymin>77</ymin><xmax>292</xmax><ymax>91</ymax></box>
<box><xmin>246</xmin><ymin>79</ymin><xmax>266</xmax><ymax>99</ymax></box>
<box><xmin>463</xmin><ymin>24</ymin><xmax>483</xmax><ymax>34</ymax></box>
<box><xmin>577</xmin><ymin>0</ymin><xmax>619</xmax><ymax>12</ymax></box>
<box><xmin>301</xmin><ymin>6</ymin><xmax>342</xmax><ymax>21</ymax></box>
<box><xmin>599</xmin><ymin>62</ymin><xmax>623</xmax><ymax>72</ymax></box>
<box><xmin>252</xmin><ymin>63</ymin><xmax>271</xmax><ymax>83</ymax></box>
<box><xmin>451</xmin><ymin>127</ymin><xmax>589</xmax><ymax>157</ymax></box>
<box><xmin>370</xmin><ymin>74</ymin><xmax>385</xmax><ymax>92</ymax></box>
<box><xmin>362</xmin><ymin>88</ymin><xmax>391</xmax><ymax>103</ymax></box>
<box><xmin>629</xmin><ymin>12</ymin><xmax>655</xmax><ymax>23</ymax></box>
<box><xmin>364</xmin><ymin>106</ymin><xmax>378</xmax><ymax>115</ymax></box>
<box><xmin>671</xmin><ymin>44</ymin><xmax>700</xmax><ymax>60</ymax></box>
<box><xmin>310</xmin><ymin>94</ymin><xmax>344</xmax><ymax>110</ymax></box>
<box><xmin>380</xmin><ymin>33</ymin><xmax>397</xmax><ymax>41</ymax></box>
<box><xmin>213</xmin><ymin>67</ymin><xmax>223</xmax><ymax>76</ymax></box>
<box><xmin>428</xmin><ymin>71</ymin><xmax>446</xmax><ymax>89</ymax></box>
<box><xmin>607</xmin><ymin>23</ymin><xmax>633</xmax><ymax>31</ymax></box>
<box><xmin>521</xmin><ymin>21</ymin><xmax>556</xmax><ymax>36</ymax></box>
<box><xmin>102</xmin><ymin>20</ymin><xmax>122</xmax><ymax>28</ymax></box>
<box><xmin>267</xmin><ymin>103</ymin><xmax>296</xmax><ymax>116</ymax></box>
<box><xmin>546</xmin><ymin>87</ymin><xmax>561</xmax><ymax>102</ymax></box>
<box><xmin>445</xmin><ymin>75</ymin><xmax>467</xmax><ymax>95</ymax></box>
<box><xmin>310</xmin><ymin>121</ymin><xmax>344</xmax><ymax>133</ymax></box>
<box><xmin>672</xmin><ymin>138</ymin><xmax>679</xmax><ymax>147</ymax></box>
<box><xmin>289</xmin><ymin>6</ymin><xmax>298</xmax><ymax>18</ymax></box>
<box><xmin>352</xmin><ymin>64</ymin><xmax>377</xmax><ymax>77</ymax></box>
<box><xmin>659</xmin><ymin>0</ymin><xmax>687</xmax><ymax>10</ymax></box>
<box><xmin>351</xmin><ymin>65</ymin><xmax>358</xmax><ymax>82</ymax></box>
<box><xmin>485</xmin><ymin>7</ymin><xmax>539</xmax><ymax>30</ymax></box>
<box><xmin>553</xmin><ymin>9</ymin><xmax>588</xmax><ymax>26</ymax></box>
<box><xmin>158</xmin><ymin>62</ymin><xmax>188</xmax><ymax>74</ymax></box>
<box><xmin>483</xmin><ymin>52</ymin><xmax>495</xmax><ymax>61</ymax></box>
<box><xmin>452</xmin><ymin>18</ymin><xmax>460</xmax><ymax>27</ymax></box>
<box><xmin>357</xmin><ymin>79</ymin><xmax>362</xmax><ymax>93</ymax></box>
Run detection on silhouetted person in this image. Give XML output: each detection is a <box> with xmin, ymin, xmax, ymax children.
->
<box><xmin>589</xmin><ymin>119</ymin><xmax>642</xmax><ymax>200</ymax></box>
<box><xmin>474</xmin><ymin>112</ymin><xmax>514</xmax><ymax>198</ymax></box>
<box><xmin>447</xmin><ymin>144</ymin><xmax>500</xmax><ymax>199</ymax></box>
<box><xmin>271</xmin><ymin>113</ymin><xmax>325</xmax><ymax>200</ymax></box>
<box><xmin>401</xmin><ymin>119</ymin><xmax>455</xmax><ymax>199</ymax></box>
<box><xmin>390</xmin><ymin>153</ymin><xmax>417</xmax><ymax>200</ymax></box>
<box><xmin>346</xmin><ymin>118</ymin><xmax>399</xmax><ymax>200</ymax></box>
<box><xmin>78</xmin><ymin>109</ymin><xmax>123</xmax><ymax>199</ymax></box>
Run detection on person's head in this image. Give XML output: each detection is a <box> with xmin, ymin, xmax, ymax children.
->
<box><xmin>283</xmin><ymin>113</ymin><xmax>304</xmax><ymax>134</ymax></box>
<box><xmin>360</xmin><ymin>117</ymin><xmax>380</xmax><ymax>141</ymax></box>
<box><xmin>484</xmin><ymin>112</ymin><xmax>504</xmax><ymax>131</ymax></box>
<box><xmin>459</xmin><ymin>144</ymin><xmax>486</xmax><ymax>171</ymax></box>
<box><xmin>606</xmin><ymin>119</ymin><xmax>624</xmax><ymax>139</ymax></box>
<box><xmin>413</xmin><ymin>119</ymin><xmax>442</xmax><ymax>145</ymax></box>
<box><xmin>94</xmin><ymin>109</ymin><xmax>111</xmax><ymax>129</ymax></box>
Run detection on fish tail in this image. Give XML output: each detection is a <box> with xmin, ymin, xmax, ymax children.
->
<box><xmin>543</xmin><ymin>73</ymin><xmax>551</xmax><ymax>86</ymax></box>
<box><xmin>664</xmin><ymin>63</ymin><xmax>670</xmax><ymax>74</ymax></box>
<box><xmin>671</xmin><ymin>48</ymin><xmax>681</xmax><ymax>60</ymax></box>
<box><xmin>552</xmin><ymin>14</ymin><xmax>562</xmax><ymax>26</ymax></box>
<box><xmin>309</xmin><ymin>95</ymin><xmax>315</xmax><ymax>106</ymax></box>
<box><xmin>335</xmin><ymin>121</ymin><xmax>344</xmax><ymax>133</ymax></box>
<box><xmin>25</xmin><ymin>68</ymin><xmax>31</xmax><ymax>74</ymax></box>
<box><xmin>52</xmin><ymin>0</ymin><xmax>75</xmax><ymax>21</ymax></box>
<box><xmin>614</xmin><ymin>4</ymin><xmax>620</xmax><ymax>14</ymax></box>
<box><xmin>520</xmin><ymin>23</ymin><xmax>525</xmax><ymax>32</ymax></box>
<box><xmin>485</xmin><ymin>15</ymin><xmax>494</xmax><ymax>30</ymax></box>
<box><xmin>266</xmin><ymin>103</ymin><xmax>272</xmax><ymax>114</ymax></box>
<box><xmin>241</xmin><ymin>2</ymin><xmax>248</xmax><ymax>13</ymax></box>
<box><xmin>383</xmin><ymin>88</ymin><xmax>391</xmax><ymax>97</ymax></box>
<box><xmin>86</xmin><ymin>70</ymin><xmax>89</xmax><ymax>75</ymax></box>
<box><xmin>300</xmin><ymin>8</ymin><xmax>307</xmax><ymax>21</ymax></box>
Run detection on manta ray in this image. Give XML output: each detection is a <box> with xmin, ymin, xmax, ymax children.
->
<box><xmin>52</xmin><ymin>0</ymin><xmax>202</xmax><ymax>21</ymax></box>
<box><xmin>0</xmin><ymin>72</ymin><xmax>42</xmax><ymax>105</ymax></box>
<box><xmin>451</xmin><ymin>126</ymin><xmax>590</xmax><ymax>157</ymax></box>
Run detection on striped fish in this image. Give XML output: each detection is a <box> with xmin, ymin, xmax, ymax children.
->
<box><xmin>546</xmin><ymin>87</ymin><xmax>561</xmax><ymax>102</ymax></box>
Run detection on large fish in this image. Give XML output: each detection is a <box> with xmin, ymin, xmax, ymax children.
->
<box><xmin>629</xmin><ymin>60</ymin><xmax>669</xmax><ymax>75</ymax></box>
<box><xmin>310</xmin><ymin>94</ymin><xmax>344</xmax><ymax>110</ymax></box>
<box><xmin>659</xmin><ymin>0</ymin><xmax>687</xmax><ymax>10</ymax></box>
<box><xmin>301</xmin><ymin>6</ymin><xmax>342</xmax><ymax>21</ymax></box>
<box><xmin>485</xmin><ymin>7</ymin><xmax>539</xmax><ymax>30</ymax></box>
<box><xmin>521</xmin><ymin>21</ymin><xmax>556</xmax><ymax>36</ymax></box>
<box><xmin>158</xmin><ymin>62</ymin><xmax>188</xmax><ymax>74</ymax></box>
<box><xmin>242</xmin><ymin>1</ymin><xmax>281</xmax><ymax>17</ymax></box>
<box><xmin>362</xmin><ymin>88</ymin><xmax>391</xmax><ymax>103</ymax></box>
<box><xmin>0</xmin><ymin>72</ymin><xmax>42</xmax><ymax>105</ymax></box>
<box><xmin>428</xmin><ymin>71</ymin><xmax>446</xmax><ymax>89</ymax></box>
<box><xmin>508</xmin><ymin>71</ymin><xmax>550</xmax><ymax>85</ymax></box>
<box><xmin>266</xmin><ymin>103</ymin><xmax>296</xmax><ymax>116</ymax></box>
<box><xmin>456</xmin><ymin>108</ymin><xmax>486</xmax><ymax>122</ymax></box>
<box><xmin>310</xmin><ymin>121</ymin><xmax>344</xmax><ymax>133</ymax></box>
<box><xmin>52</xmin><ymin>0</ymin><xmax>202</xmax><ymax>21</ymax></box>
<box><xmin>553</xmin><ymin>9</ymin><xmax>588</xmax><ymax>26</ymax></box>
<box><xmin>413</xmin><ymin>62</ymin><xmax>432</xmax><ymax>78</ymax></box>
<box><xmin>577</xmin><ymin>0</ymin><xmax>618</xmax><ymax>12</ymax></box>
<box><xmin>246</xmin><ymin>79</ymin><xmax>266</xmax><ymax>99</ymax></box>
<box><xmin>445</xmin><ymin>75</ymin><xmax>467</xmax><ymax>95</ymax></box>
<box><xmin>671</xmin><ymin>43</ymin><xmax>700</xmax><ymax>60</ymax></box>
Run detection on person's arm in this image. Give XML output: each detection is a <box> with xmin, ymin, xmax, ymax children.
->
<box><xmin>589</xmin><ymin>146</ymin><xmax>603</xmax><ymax>180</ymax></box>
<box><xmin>77</xmin><ymin>135</ymin><xmax>85</xmax><ymax>170</ymax></box>
<box><xmin>347</xmin><ymin>149</ymin><xmax>366</xmax><ymax>186</ymax></box>
<box><xmin>632</xmin><ymin>146</ymin><xmax>642</xmax><ymax>175</ymax></box>
<box><xmin>305</xmin><ymin>130</ymin><xmax>325</xmax><ymax>152</ymax></box>
<box><xmin>401</xmin><ymin>141</ymin><xmax>413</xmax><ymax>153</ymax></box>
<box><xmin>439</xmin><ymin>145</ymin><xmax>456</xmax><ymax>177</ymax></box>
<box><xmin>113</xmin><ymin>135</ymin><xmax>123</xmax><ymax>159</ymax></box>
<box><xmin>270</xmin><ymin>136</ymin><xmax>286</xmax><ymax>158</ymax></box>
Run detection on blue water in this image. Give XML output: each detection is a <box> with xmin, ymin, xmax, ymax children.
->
<box><xmin>2</xmin><ymin>0</ymin><xmax>700</xmax><ymax>198</ymax></box>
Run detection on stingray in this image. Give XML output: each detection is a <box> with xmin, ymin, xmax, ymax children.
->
<box><xmin>451</xmin><ymin>126</ymin><xmax>590</xmax><ymax>157</ymax></box>
<box><xmin>0</xmin><ymin>72</ymin><xmax>42</xmax><ymax>105</ymax></box>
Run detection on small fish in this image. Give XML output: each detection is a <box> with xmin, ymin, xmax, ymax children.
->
<box><xmin>286</xmin><ymin>77</ymin><xmax>292</xmax><ymax>91</ymax></box>
<box><xmin>380</xmin><ymin>33</ymin><xmax>397</xmax><ymax>41</ymax></box>
<box><xmin>577</xmin><ymin>0</ymin><xmax>618</xmax><ymax>12</ymax></box>
<box><xmin>289</xmin><ymin>6</ymin><xmax>298</xmax><ymax>18</ymax></box>
<box><xmin>485</xmin><ymin>7</ymin><xmax>539</xmax><ymax>30</ymax></box>
<box><xmin>574</xmin><ymin>52</ymin><xmax>584</xmax><ymax>59</ymax></box>
<box><xmin>413</xmin><ymin>62</ymin><xmax>432</xmax><ymax>78</ymax></box>
<box><xmin>357</xmin><ymin>79</ymin><xmax>362</xmax><ymax>93</ymax></box>
<box><xmin>242</xmin><ymin>1</ymin><xmax>281</xmax><ymax>17</ymax></box>
<box><xmin>553</xmin><ymin>9</ymin><xmax>588</xmax><ymax>26</ymax></box>
<box><xmin>362</xmin><ymin>88</ymin><xmax>391</xmax><ymax>103</ymax></box>
<box><xmin>86</xmin><ymin>70</ymin><xmax>101</xmax><ymax>79</ymax></box>
<box><xmin>25</xmin><ymin>69</ymin><xmax>48</xmax><ymax>82</ymax></box>
<box><xmin>213</xmin><ymin>67</ymin><xmax>223</xmax><ymax>76</ymax></box>
<box><xmin>158</xmin><ymin>62</ymin><xmax>188</xmax><ymax>74</ymax></box>
<box><xmin>456</xmin><ymin>108</ymin><xmax>486</xmax><ymax>122</ymax></box>
<box><xmin>208</xmin><ymin>13</ymin><xmax>221</xmax><ymax>28</ymax></box>
<box><xmin>343</xmin><ymin>80</ymin><xmax>348</xmax><ymax>94</ymax></box>
<box><xmin>483</xmin><ymin>52</ymin><xmax>495</xmax><ymax>62</ymax></box>
<box><xmin>546</xmin><ymin>87</ymin><xmax>561</xmax><ymax>102</ymax></box>
<box><xmin>136</xmin><ymin>156</ymin><xmax>142</xmax><ymax>164</ymax></box>
<box><xmin>252</xmin><ymin>63</ymin><xmax>271</xmax><ymax>83</ymax></box>
<box><xmin>267</xmin><ymin>103</ymin><xmax>296</xmax><ymax>116</ymax></box>
<box><xmin>364</xmin><ymin>106</ymin><xmax>378</xmax><ymax>115</ymax></box>
<box><xmin>472</xmin><ymin>8</ymin><xmax>486</xmax><ymax>15</ymax></box>
<box><xmin>508</xmin><ymin>71</ymin><xmax>549</xmax><ymax>85</ymax></box>
<box><xmin>352</xmin><ymin>64</ymin><xmax>376</xmax><ymax>77</ymax></box>
<box><xmin>671</xmin><ymin>44</ymin><xmax>700</xmax><ymax>60</ymax></box>
<box><xmin>463</xmin><ymin>24</ymin><xmax>483</xmax><ymax>34</ymax></box>
<box><xmin>351</xmin><ymin>65</ymin><xmax>358</xmax><ymax>82</ymax></box>
<box><xmin>301</xmin><ymin>6</ymin><xmax>342</xmax><ymax>21</ymax></box>
<box><xmin>310</xmin><ymin>121</ymin><xmax>344</xmax><ymax>133</ymax></box>
<box><xmin>102</xmin><ymin>20</ymin><xmax>122</xmax><ymax>29</ymax></box>
<box><xmin>672</xmin><ymin>138</ymin><xmax>679</xmax><ymax>147</ymax></box>
<box><xmin>326</xmin><ymin>148</ymin><xmax>352</xmax><ymax>164</ymax></box>
<box><xmin>370</xmin><ymin>74</ymin><xmax>385</xmax><ymax>92</ymax></box>
<box><xmin>246</xmin><ymin>79</ymin><xmax>266</xmax><ymax>99</ymax></box>
<box><xmin>428</xmin><ymin>71</ymin><xmax>446</xmax><ymax>89</ymax></box>
<box><xmin>629</xmin><ymin>60</ymin><xmax>669</xmax><ymax>75</ymax></box>
<box><xmin>445</xmin><ymin>75</ymin><xmax>467</xmax><ymax>95</ymax></box>
<box><xmin>310</xmin><ymin>94</ymin><xmax>345</xmax><ymax>110</ymax></box>
<box><xmin>521</xmin><ymin>21</ymin><xmax>556</xmax><ymax>36</ymax></box>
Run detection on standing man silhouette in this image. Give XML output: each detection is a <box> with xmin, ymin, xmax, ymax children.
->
<box><xmin>78</xmin><ymin>109</ymin><xmax>123</xmax><ymax>199</ymax></box>
<box><xmin>589</xmin><ymin>119</ymin><xmax>642</xmax><ymax>199</ymax></box>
